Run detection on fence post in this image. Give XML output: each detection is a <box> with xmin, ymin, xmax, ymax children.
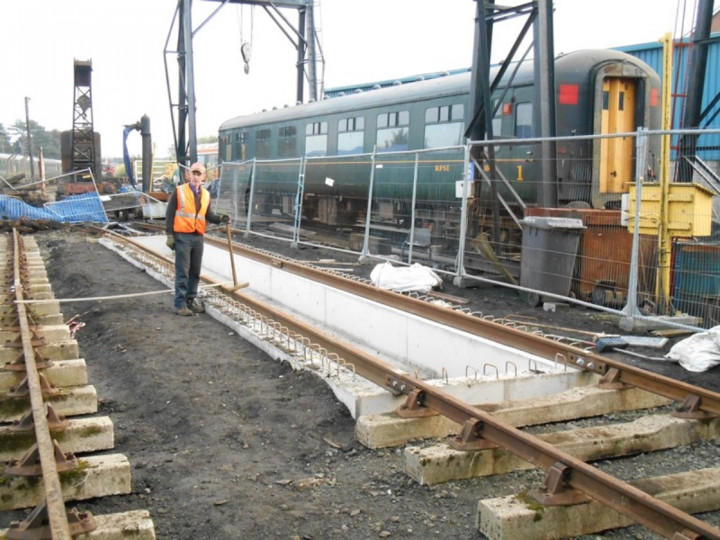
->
<box><xmin>244</xmin><ymin>158</ymin><xmax>257</xmax><ymax>238</ymax></box>
<box><xmin>291</xmin><ymin>157</ymin><xmax>306</xmax><ymax>248</ymax></box>
<box><xmin>453</xmin><ymin>142</ymin><xmax>472</xmax><ymax>285</ymax></box>
<box><xmin>622</xmin><ymin>128</ymin><xmax>647</xmax><ymax>318</ymax></box>
<box><xmin>407</xmin><ymin>152</ymin><xmax>420</xmax><ymax>264</ymax></box>
<box><xmin>359</xmin><ymin>147</ymin><xmax>377</xmax><ymax>261</ymax></box>
<box><xmin>226</xmin><ymin>163</ymin><xmax>237</xmax><ymax>223</ymax></box>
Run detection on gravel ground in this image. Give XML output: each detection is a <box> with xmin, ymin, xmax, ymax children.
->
<box><xmin>2</xmin><ymin>228</ymin><xmax>718</xmax><ymax>539</ymax></box>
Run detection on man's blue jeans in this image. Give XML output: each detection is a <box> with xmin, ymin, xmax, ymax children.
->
<box><xmin>174</xmin><ymin>233</ymin><xmax>204</xmax><ymax>308</ymax></box>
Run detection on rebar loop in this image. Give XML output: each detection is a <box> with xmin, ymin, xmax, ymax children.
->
<box><xmin>483</xmin><ymin>363</ymin><xmax>499</xmax><ymax>379</ymax></box>
<box><xmin>327</xmin><ymin>353</ymin><xmax>341</xmax><ymax>377</ymax></box>
<box><xmin>554</xmin><ymin>352</ymin><xmax>569</xmax><ymax>372</ymax></box>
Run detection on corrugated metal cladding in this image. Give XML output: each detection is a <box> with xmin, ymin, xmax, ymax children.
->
<box><xmin>616</xmin><ymin>36</ymin><xmax>720</xmax><ymax>161</ymax></box>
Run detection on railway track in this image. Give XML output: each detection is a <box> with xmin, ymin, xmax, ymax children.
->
<box><xmin>0</xmin><ymin>230</ymin><xmax>154</xmax><ymax>538</ymax></box>
<box><xmin>91</xmin><ymin>224</ymin><xmax>720</xmax><ymax>538</ymax></box>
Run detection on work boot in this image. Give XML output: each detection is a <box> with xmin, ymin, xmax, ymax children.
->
<box><xmin>187</xmin><ymin>299</ymin><xmax>205</xmax><ymax>314</ymax></box>
<box><xmin>176</xmin><ymin>306</ymin><xmax>193</xmax><ymax>316</ymax></box>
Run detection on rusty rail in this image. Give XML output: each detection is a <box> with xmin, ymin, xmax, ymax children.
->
<box><xmin>8</xmin><ymin>230</ymin><xmax>72</xmax><ymax>539</ymax></box>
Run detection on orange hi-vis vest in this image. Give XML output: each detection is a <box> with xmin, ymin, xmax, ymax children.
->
<box><xmin>173</xmin><ymin>183</ymin><xmax>210</xmax><ymax>234</ymax></box>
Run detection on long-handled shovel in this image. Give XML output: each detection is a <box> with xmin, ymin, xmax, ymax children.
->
<box><xmin>225</xmin><ymin>222</ymin><xmax>237</xmax><ymax>291</ymax></box>
<box><xmin>226</xmin><ymin>222</ymin><xmax>242</xmax><ymax>290</ymax></box>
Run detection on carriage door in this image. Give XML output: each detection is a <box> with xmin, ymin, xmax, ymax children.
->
<box><xmin>599</xmin><ymin>78</ymin><xmax>636</xmax><ymax>193</ymax></box>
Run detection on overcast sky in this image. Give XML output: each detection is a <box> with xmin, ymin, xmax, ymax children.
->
<box><xmin>1</xmin><ymin>0</ymin><xmax>690</xmax><ymax>159</ymax></box>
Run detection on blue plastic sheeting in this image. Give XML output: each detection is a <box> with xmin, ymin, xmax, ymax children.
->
<box><xmin>48</xmin><ymin>194</ymin><xmax>109</xmax><ymax>223</ymax></box>
<box><xmin>0</xmin><ymin>193</ymin><xmax>109</xmax><ymax>223</ymax></box>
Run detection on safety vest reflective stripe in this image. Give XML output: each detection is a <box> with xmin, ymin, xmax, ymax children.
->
<box><xmin>173</xmin><ymin>184</ymin><xmax>209</xmax><ymax>234</ymax></box>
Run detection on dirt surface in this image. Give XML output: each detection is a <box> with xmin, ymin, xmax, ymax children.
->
<box><xmin>5</xmin><ymin>228</ymin><xmax>719</xmax><ymax>539</ymax></box>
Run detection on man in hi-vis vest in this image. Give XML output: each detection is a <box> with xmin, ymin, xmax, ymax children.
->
<box><xmin>165</xmin><ymin>162</ymin><xmax>229</xmax><ymax>316</ymax></box>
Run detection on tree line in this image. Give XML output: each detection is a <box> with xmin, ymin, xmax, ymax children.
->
<box><xmin>1</xmin><ymin>121</ymin><xmax>218</xmax><ymax>163</ymax></box>
<box><xmin>0</xmin><ymin>121</ymin><xmax>61</xmax><ymax>159</ymax></box>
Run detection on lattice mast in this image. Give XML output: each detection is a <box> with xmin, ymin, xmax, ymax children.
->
<box><xmin>71</xmin><ymin>59</ymin><xmax>97</xmax><ymax>177</ymax></box>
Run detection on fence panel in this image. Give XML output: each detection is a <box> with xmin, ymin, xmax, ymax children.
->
<box><xmin>215</xmin><ymin>160</ymin><xmax>253</xmax><ymax>225</ymax></box>
<box><xmin>403</xmin><ymin>147</ymin><xmax>465</xmax><ymax>268</ymax></box>
<box><xmin>363</xmin><ymin>150</ymin><xmax>417</xmax><ymax>259</ymax></box>
<box><xmin>672</xmin><ymin>241</ymin><xmax>720</xmax><ymax>327</ymax></box>
<box><xmin>303</xmin><ymin>153</ymin><xmax>374</xmax><ymax>250</ymax></box>
<box><xmin>248</xmin><ymin>158</ymin><xmax>303</xmax><ymax>239</ymax></box>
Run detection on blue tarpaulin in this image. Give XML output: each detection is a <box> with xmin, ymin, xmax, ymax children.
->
<box><xmin>0</xmin><ymin>193</ymin><xmax>109</xmax><ymax>223</ymax></box>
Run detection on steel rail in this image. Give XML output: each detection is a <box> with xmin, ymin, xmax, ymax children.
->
<box><xmin>201</xmin><ymin>232</ymin><xmax>720</xmax><ymax>417</ymax></box>
<box><xmin>103</xmin><ymin>228</ymin><xmax>720</xmax><ymax>538</ymax></box>
<box><xmin>10</xmin><ymin>230</ymin><xmax>72</xmax><ymax>539</ymax></box>
<box><xmin>411</xmin><ymin>380</ymin><xmax>720</xmax><ymax>539</ymax></box>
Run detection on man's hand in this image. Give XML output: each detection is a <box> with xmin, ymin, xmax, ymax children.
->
<box><xmin>220</xmin><ymin>214</ymin><xmax>231</xmax><ymax>224</ymax></box>
<box><xmin>166</xmin><ymin>235</ymin><xmax>176</xmax><ymax>250</ymax></box>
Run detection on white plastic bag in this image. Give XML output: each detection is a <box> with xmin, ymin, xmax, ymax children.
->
<box><xmin>370</xmin><ymin>262</ymin><xmax>442</xmax><ymax>293</ymax></box>
<box><xmin>665</xmin><ymin>325</ymin><xmax>720</xmax><ymax>373</ymax></box>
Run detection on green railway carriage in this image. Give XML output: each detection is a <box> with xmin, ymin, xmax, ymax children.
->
<box><xmin>218</xmin><ymin>49</ymin><xmax>660</xmax><ymax>227</ymax></box>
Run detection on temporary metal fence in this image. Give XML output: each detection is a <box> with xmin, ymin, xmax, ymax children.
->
<box><xmin>215</xmin><ymin>128</ymin><xmax>720</xmax><ymax>329</ymax></box>
<box><xmin>44</xmin><ymin>192</ymin><xmax>108</xmax><ymax>223</ymax></box>
<box><xmin>0</xmin><ymin>153</ymin><xmax>63</xmax><ymax>182</ymax></box>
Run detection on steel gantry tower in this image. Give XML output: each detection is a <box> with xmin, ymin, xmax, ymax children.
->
<box><xmin>166</xmin><ymin>0</ymin><xmax>321</xmax><ymax>168</ymax></box>
<box><xmin>70</xmin><ymin>59</ymin><xmax>98</xmax><ymax>178</ymax></box>
<box><xmin>466</xmin><ymin>0</ymin><xmax>557</xmax><ymax>243</ymax></box>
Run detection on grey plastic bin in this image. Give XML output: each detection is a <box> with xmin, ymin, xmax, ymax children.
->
<box><xmin>520</xmin><ymin>216</ymin><xmax>585</xmax><ymax>306</ymax></box>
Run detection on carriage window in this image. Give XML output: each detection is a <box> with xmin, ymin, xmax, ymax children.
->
<box><xmin>424</xmin><ymin>104</ymin><xmax>465</xmax><ymax>148</ymax></box>
<box><xmin>278</xmin><ymin>125</ymin><xmax>297</xmax><ymax>158</ymax></box>
<box><xmin>425</xmin><ymin>104</ymin><xmax>464</xmax><ymax>123</ymax></box>
<box><xmin>452</xmin><ymin>105</ymin><xmax>463</xmax><ymax>121</ymax></box>
<box><xmin>339</xmin><ymin>116</ymin><xmax>364</xmax><ymax>132</ymax></box>
<box><xmin>376</xmin><ymin>110</ymin><xmax>409</xmax><ymax>152</ymax></box>
<box><xmin>515</xmin><ymin>102</ymin><xmax>533</xmax><ymax>138</ymax></box>
<box><xmin>338</xmin><ymin>116</ymin><xmax>365</xmax><ymax>155</ymax></box>
<box><xmin>232</xmin><ymin>131</ymin><xmax>246</xmax><ymax>161</ymax></box>
<box><xmin>255</xmin><ymin>129</ymin><xmax>271</xmax><ymax>159</ymax></box>
<box><xmin>305</xmin><ymin>121</ymin><xmax>327</xmax><ymax>157</ymax></box>
<box><xmin>603</xmin><ymin>90</ymin><xmax>625</xmax><ymax>111</ymax></box>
